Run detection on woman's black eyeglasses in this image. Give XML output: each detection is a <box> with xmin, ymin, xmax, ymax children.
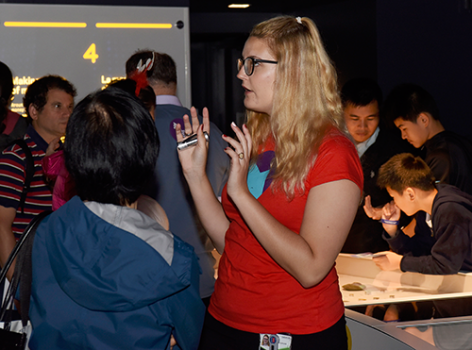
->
<box><xmin>237</xmin><ymin>57</ymin><xmax>278</xmax><ymax>76</ymax></box>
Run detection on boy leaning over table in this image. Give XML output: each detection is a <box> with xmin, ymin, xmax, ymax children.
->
<box><xmin>371</xmin><ymin>153</ymin><xmax>472</xmax><ymax>274</ymax></box>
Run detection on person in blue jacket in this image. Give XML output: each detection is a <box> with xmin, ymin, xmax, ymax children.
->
<box><xmin>28</xmin><ymin>88</ymin><xmax>205</xmax><ymax>350</ymax></box>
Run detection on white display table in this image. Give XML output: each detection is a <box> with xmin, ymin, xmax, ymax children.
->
<box><xmin>338</xmin><ymin>253</ymin><xmax>472</xmax><ymax>349</ymax></box>
<box><xmin>336</xmin><ymin>253</ymin><xmax>472</xmax><ymax>307</ymax></box>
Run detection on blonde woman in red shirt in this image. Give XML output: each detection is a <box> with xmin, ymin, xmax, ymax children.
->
<box><xmin>177</xmin><ymin>16</ymin><xmax>363</xmax><ymax>350</ymax></box>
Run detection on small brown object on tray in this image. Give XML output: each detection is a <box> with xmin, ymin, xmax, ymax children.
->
<box><xmin>342</xmin><ymin>282</ymin><xmax>365</xmax><ymax>291</ymax></box>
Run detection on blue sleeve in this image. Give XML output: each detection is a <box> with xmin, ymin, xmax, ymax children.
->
<box><xmin>166</xmin><ymin>238</ymin><xmax>205</xmax><ymax>350</ymax></box>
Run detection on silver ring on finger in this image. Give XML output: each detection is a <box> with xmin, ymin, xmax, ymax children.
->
<box><xmin>238</xmin><ymin>152</ymin><xmax>244</xmax><ymax>160</ymax></box>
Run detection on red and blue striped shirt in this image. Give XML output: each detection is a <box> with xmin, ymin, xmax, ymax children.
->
<box><xmin>0</xmin><ymin>125</ymin><xmax>52</xmax><ymax>239</ymax></box>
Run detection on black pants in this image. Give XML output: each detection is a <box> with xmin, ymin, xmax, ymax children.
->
<box><xmin>198</xmin><ymin>311</ymin><xmax>348</xmax><ymax>350</ymax></box>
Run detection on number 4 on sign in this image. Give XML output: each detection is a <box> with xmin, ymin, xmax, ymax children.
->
<box><xmin>83</xmin><ymin>43</ymin><xmax>99</xmax><ymax>63</ymax></box>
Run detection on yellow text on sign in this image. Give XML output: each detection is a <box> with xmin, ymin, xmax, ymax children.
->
<box><xmin>83</xmin><ymin>43</ymin><xmax>99</xmax><ymax>64</ymax></box>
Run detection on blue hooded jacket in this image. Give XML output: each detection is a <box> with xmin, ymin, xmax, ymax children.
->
<box><xmin>28</xmin><ymin>196</ymin><xmax>204</xmax><ymax>350</ymax></box>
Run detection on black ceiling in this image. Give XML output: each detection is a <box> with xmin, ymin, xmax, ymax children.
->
<box><xmin>3</xmin><ymin>0</ymin><xmax>347</xmax><ymax>13</ymax></box>
<box><xmin>189</xmin><ymin>0</ymin><xmax>346</xmax><ymax>13</ymax></box>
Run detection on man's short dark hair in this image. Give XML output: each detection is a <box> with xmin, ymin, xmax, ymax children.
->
<box><xmin>341</xmin><ymin>78</ymin><xmax>383</xmax><ymax>108</ymax></box>
<box><xmin>378</xmin><ymin>153</ymin><xmax>436</xmax><ymax>194</ymax></box>
<box><xmin>64</xmin><ymin>88</ymin><xmax>159</xmax><ymax>206</ymax></box>
<box><xmin>126</xmin><ymin>50</ymin><xmax>177</xmax><ymax>86</ymax></box>
<box><xmin>384</xmin><ymin>83</ymin><xmax>440</xmax><ymax>125</ymax></box>
<box><xmin>23</xmin><ymin>75</ymin><xmax>76</xmax><ymax>121</ymax></box>
<box><xmin>125</xmin><ymin>50</ymin><xmax>153</xmax><ymax>77</ymax></box>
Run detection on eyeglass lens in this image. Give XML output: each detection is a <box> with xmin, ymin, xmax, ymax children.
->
<box><xmin>237</xmin><ymin>58</ymin><xmax>254</xmax><ymax>76</ymax></box>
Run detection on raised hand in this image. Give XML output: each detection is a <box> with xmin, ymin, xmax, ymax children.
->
<box><xmin>176</xmin><ymin>107</ymin><xmax>210</xmax><ymax>180</ymax></box>
<box><xmin>382</xmin><ymin>201</ymin><xmax>401</xmax><ymax>222</ymax></box>
<box><xmin>380</xmin><ymin>201</ymin><xmax>401</xmax><ymax>236</ymax></box>
<box><xmin>45</xmin><ymin>137</ymin><xmax>62</xmax><ymax>157</ymax></box>
<box><xmin>363</xmin><ymin>195</ymin><xmax>383</xmax><ymax>220</ymax></box>
<box><xmin>223</xmin><ymin>122</ymin><xmax>252</xmax><ymax>200</ymax></box>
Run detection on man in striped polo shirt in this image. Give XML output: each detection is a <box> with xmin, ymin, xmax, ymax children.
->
<box><xmin>0</xmin><ymin>75</ymin><xmax>76</xmax><ymax>279</ymax></box>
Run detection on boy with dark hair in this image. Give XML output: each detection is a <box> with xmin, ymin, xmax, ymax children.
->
<box><xmin>384</xmin><ymin>83</ymin><xmax>472</xmax><ymax>195</ymax></box>
<box><xmin>341</xmin><ymin>78</ymin><xmax>413</xmax><ymax>253</ymax></box>
<box><xmin>373</xmin><ymin>153</ymin><xmax>472</xmax><ymax>274</ymax></box>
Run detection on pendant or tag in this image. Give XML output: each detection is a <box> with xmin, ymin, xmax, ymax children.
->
<box><xmin>259</xmin><ymin>333</ymin><xmax>292</xmax><ymax>350</ymax></box>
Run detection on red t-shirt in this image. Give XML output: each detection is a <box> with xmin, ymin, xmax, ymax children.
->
<box><xmin>209</xmin><ymin>129</ymin><xmax>363</xmax><ymax>334</ymax></box>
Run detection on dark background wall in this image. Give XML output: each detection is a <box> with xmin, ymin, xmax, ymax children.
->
<box><xmin>377</xmin><ymin>0</ymin><xmax>472</xmax><ymax>139</ymax></box>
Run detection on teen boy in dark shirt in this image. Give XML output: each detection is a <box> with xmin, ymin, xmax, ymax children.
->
<box><xmin>384</xmin><ymin>83</ymin><xmax>472</xmax><ymax>196</ymax></box>
<box><xmin>372</xmin><ymin>153</ymin><xmax>472</xmax><ymax>274</ymax></box>
<box><xmin>341</xmin><ymin>78</ymin><xmax>413</xmax><ymax>253</ymax></box>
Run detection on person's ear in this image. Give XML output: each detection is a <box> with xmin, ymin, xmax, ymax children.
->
<box><xmin>405</xmin><ymin>187</ymin><xmax>416</xmax><ymax>201</ymax></box>
<box><xmin>417</xmin><ymin>112</ymin><xmax>430</xmax><ymax>128</ymax></box>
<box><xmin>29</xmin><ymin>104</ymin><xmax>39</xmax><ymax>121</ymax></box>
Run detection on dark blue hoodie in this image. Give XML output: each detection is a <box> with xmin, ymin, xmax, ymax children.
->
<box><xmin>386</xmin><ymin>185</ymin><xmax>472</xmax><ymax>274</ymax></box>
<box><xmin>28</xmin><ymin>196</ymin><xmax>204</xmax><ymax>350</ymax></box>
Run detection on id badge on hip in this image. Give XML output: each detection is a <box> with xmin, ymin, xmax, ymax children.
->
<box><xmin>259</xmin><ymin>333</ymin><xmax>292</xmax><ymax>350</ymax></box>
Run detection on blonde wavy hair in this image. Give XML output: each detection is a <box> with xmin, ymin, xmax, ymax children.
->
<box><xmin>246</xmin><ymin>16</ymin><xmax>346</xmax><ymax>198</ymax></box>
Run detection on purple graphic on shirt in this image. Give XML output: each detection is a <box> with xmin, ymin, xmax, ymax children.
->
<box><xmin>257</xmin><ymin>150</ymin><xmax>275</xmax><ymax>192</ymax></box>
<box><xmin>169</xmin><ymin>118</ymin><xmax>185</xmax><ymax>141</ymax></box>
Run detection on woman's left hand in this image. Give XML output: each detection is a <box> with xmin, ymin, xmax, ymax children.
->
<box><xmin>223</xmin><ymin>122</ymin><xmax>252</xmax><ymax>200</ymax></box>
